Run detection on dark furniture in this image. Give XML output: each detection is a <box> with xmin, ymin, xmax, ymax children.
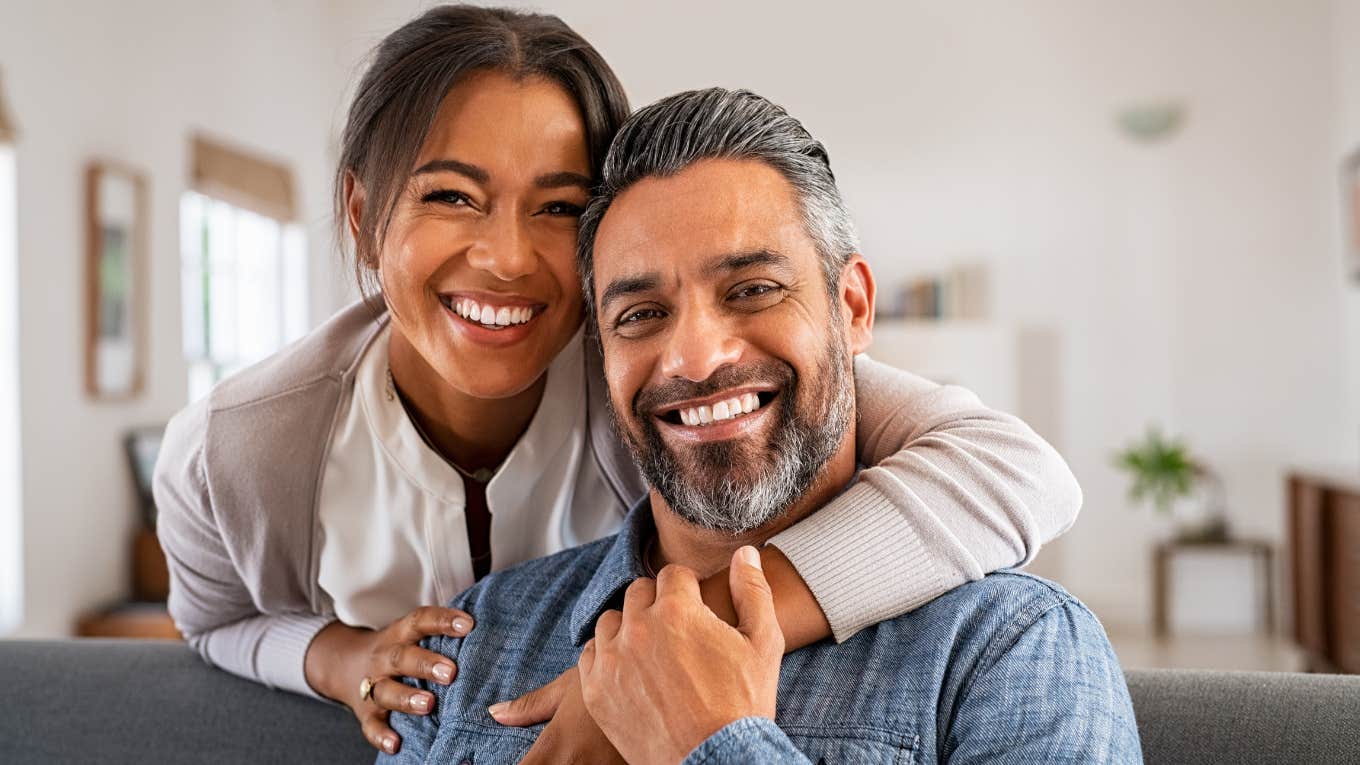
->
<box><xmin>4</xmin><ymin>640</ymin><xmax>1360</xmax><ymax>764</ymax></box>
<box><xmin>1288</xmin><ymin>467</ymin><xmax>1360</xmax><ymax>673</ymax></box>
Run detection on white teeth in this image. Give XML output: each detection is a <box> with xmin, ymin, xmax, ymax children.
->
<box><xmin>451</xmin><ymin>299</ymin><xmax>535</xmax><ymax>327</ymax></box>
<box><xmin>676</xmin><ymin>392</ymin><xmax>766</xmax><ymax>427</ymax></box>
<box><xmin>679</xmin><ymin>409</ymin><xmax>692</xmax><ymax>426</ymax></box>
<box><xmin>712</xmin><ymin>401</ymin><xmax>730</xmax><ymax>421</ymax></box>
<box><xmin>743</xmin><ymin>393</ymin><xmax>758</xmax><ymax>413</ymax></box>
<box><xmin>697</xmin><ymin>405</ymin><xmax>712</xmax><ymax>424</ymax></box>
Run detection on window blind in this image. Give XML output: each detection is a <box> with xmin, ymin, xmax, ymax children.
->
<box><xmin>190</xmin><ymin>134</ymin><xmax>296</xmax><ymax>222</ymax></box>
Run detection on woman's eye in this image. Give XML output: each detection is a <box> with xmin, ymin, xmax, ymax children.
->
<box><xmin>541</xmin><ymin>201</ymin><xmax>585</xmax><ymax>217</ymax></box>
<box><xmin>420</xmin><ymin>189</ymin><xmax>471</xmax><ymax>207</ymax></box>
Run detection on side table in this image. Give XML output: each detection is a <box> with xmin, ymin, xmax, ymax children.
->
<box><xmin>1152</xmin><ymin>539</ymin><xmax>1275</xmax><ymax>637</ymax></box>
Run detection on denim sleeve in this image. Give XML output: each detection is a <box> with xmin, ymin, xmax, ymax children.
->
<box><xmin>680</xmin><ymin>717</ymin><xmax>812</xmax><ymax>765</ymax></box>
<box><xmin>945</xmin><ymin>600</ymin><xmax>1144</xmax><ymax>764</ymax></box>
<box><xmin>375</xmin><ymin>636</ymin><xmax>447</xmax><ymax>765</ymax></box>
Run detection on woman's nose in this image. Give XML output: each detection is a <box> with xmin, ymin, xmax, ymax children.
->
<box><xmin>465</xmin><ymin>213</ymin><xmax>537</xmax><ymax>282</ymax></box>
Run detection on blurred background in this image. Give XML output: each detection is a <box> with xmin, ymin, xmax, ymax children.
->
<box><xmin>1</xmin><ymin>0</ymin><xmax>1358</xmax><ymax>675</ymax></box>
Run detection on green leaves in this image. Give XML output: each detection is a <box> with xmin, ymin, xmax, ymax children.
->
<box><xmin>1113</xmin><ymin>426</ymin><xmax>1198</xmax><ymax>515</ymax></box>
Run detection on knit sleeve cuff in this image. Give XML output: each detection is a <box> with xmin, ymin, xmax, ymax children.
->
<box><xmin>255</xmin><ymin>613</ymin><xmax>335</xmax><ymax>699</ymax></box>
<box><xmin>767</xmin><ymin>479</ymin><xmax>947</xmax><ymax>642</ymax></box>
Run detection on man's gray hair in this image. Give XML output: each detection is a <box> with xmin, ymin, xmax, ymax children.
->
<box><xmin>577</xmin><ymin>87</ymin><xmax>860</xmax><ymax>321</ymax></box>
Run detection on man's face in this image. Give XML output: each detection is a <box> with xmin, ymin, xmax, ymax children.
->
<box><xmin>591</xmin><ymin>158</ymin><xmax>868</xmax><ymax>533</ymax></box>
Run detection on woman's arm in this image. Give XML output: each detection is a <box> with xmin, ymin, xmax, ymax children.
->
<box><xmin>771</xmin><ymin>354</ymin><xmax>1081</xmax><ymax>642</ymax></box>
<box><xmin>154</xmin><ymin>400</ymin><xmax>334</xmax><ymax>696</ymax></box>
<box><xmin>701</xmin><ymin>354</ymin><xmax>1081</xmax><ymax>647</ymax></box>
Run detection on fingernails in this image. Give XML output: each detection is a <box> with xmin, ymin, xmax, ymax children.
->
<box><xmin>433</xmin><ymin>663</ymin><xmax>454</xmax><ymax>683</ymax></box>
<box><xmin>411</xmin><ymin>694</ymin><xmax>430</xmax><ymax>712</ymax></box>
<box><xmin>739</xmin><ymin>545</ymin><xmax>762</xmax><ymax>571</ymax></box>
<box><xmin>382</xmin><ymin>736</ymin><xmax>397</xmax><ymax>754</ymax></box>
<box><xmin>451</xmin><ymin>617</ymin><xmax>472</xmax><ymax>635</ymax></box>
<box><xmin>487</xmin><ymin>702</ymin><xmax>508</xmax><ymax>719</ymax></box>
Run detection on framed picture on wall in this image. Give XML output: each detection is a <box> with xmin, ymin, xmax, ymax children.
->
<box><xmin>1346</xmin><ymin>148</ymin><xmax>1360</xmax><ymax>284</ymax></box>
<box><xmin>85</xmin><ymin>162</ymin><xmax>148</xmax><ymax>399</ymax></box>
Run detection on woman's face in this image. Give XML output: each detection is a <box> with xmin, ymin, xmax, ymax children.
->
<box><xmin>373</xmin><ymin>70</ymin><xmax>592</xmax><ymax>400</ymax></box>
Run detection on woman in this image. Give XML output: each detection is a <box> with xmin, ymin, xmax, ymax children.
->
<box><xmin>154</xmin><ymin>5</ymin><xmax>1082</xmax><ymax>756</ymax></box>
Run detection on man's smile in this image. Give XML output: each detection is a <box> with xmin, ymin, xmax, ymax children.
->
<box><xmin>651</xmin><ymin>387</ymin><xmax>782</xmax><ymax>444</ymax></box>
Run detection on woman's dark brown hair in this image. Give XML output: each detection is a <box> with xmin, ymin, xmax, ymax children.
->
<box><xmin>335</xmin><ymin>4</ymin><xmax>631</xmax><ymax>298</ymax></box>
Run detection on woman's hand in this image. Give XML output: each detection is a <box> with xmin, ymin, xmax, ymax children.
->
<box><xmin>490</xmin><ymin>668</ymin><xmax>626</xmax><ymax>764</ymax></box>
<box><xmin>303</xmin><ymin>606</ymin><xmax>473</xmax><ymax>754</ymax></box>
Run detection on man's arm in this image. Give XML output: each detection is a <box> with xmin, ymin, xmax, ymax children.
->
<box><xmin>944</xmin><ymin>593</ymin><xmax>1143</xmax><ymax>763</ymax></box>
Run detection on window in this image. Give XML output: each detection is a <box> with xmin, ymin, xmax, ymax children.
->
<box><xmin>0</xmin><ymin>80</ymin><xmax>21</xmax><ymax>634</ymax></box>
<box><xmin>179</xmin><ymin>136</ymin><xmax>306</xmax><ymax>402</ymax></box>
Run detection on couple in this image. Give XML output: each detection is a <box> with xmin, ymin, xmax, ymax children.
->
<box><xmin>153</xmin><ymin>5</ymin><xmax>1138</xmax><ymax>763</ymax></box>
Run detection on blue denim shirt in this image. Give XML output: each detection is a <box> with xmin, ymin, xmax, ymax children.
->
<box><xmin>381</xmin><ymin>505</ymin><xmax>1142</xmax><ymax>764</ymax></box>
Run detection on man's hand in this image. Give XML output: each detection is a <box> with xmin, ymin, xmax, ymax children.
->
<box><xmin>490</xmin><ymin>668</ymin><xmax>626</xmax><ymax>765</ymax></box>
<box><xmin>578</xmin><ymin>546</ymin><xmax>785</xmax><ymax>765</ymax></box>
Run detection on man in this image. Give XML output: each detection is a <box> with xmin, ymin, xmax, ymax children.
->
<box><xmin>383</xmin><ymin>88</ymin><xmax>1141</xmax><ymax>764</ymax></box>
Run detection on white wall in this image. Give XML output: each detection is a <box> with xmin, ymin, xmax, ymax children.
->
<box><xmin>339</xmin><ymin>0</ymin><xmax>1353</xmax><ymax>630</ymax></box>
<box><xmin>0</xmin><ymin>1</ymin><xmax>352</xmax><ymax>637</ymax></box>
<box><xmin>1336</xmin><ymin>0</ymin><xmax>1360</xmax><ymax>471</ymax></box>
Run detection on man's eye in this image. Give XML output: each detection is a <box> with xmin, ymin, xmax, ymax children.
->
<box><xmin>421</xmin><ymin>189</ymin><xmax>471</xmax><ymax>207</ymax></box>
<box><xmin>731</xmin><ymin>283</ymin><xmax>781</xmax><ymax>300</ymax></box>
<box><xmin>617</xmin><ymin>308</ymin><xmax>665</xmax><ymax>326</ymax></box>
<box><xmin>540</xmin><ymin>201</ymin><xmax>585</xmax><ymax>217</ymax></box>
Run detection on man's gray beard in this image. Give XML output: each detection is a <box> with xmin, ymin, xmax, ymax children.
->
<box><xmin>614</xmin><ymin>334</ymin><xmax>855</xmax><ymax>535</ymax></box>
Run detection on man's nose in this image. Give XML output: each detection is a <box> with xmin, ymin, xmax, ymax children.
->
<box><xmin>465</xmin><ymin>211</ymin><xmax>537</xmax><ymax>282</ymax></box>
<box><xmin>660</xmin><ymin>305</ymin><xmax>743</xmax><ymax>382</ymax></box>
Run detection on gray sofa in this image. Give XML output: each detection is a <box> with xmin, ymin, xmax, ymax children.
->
<box><xmin>3</xmin><ymin>640</ymin><xmax>1359</xmax><ymax>764</ymax></box>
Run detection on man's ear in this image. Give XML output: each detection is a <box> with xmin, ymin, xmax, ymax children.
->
<box><xmin>343</xmin><ymin>171</ymin><xmax>368</xmax><ymax>261</ymax></box>
<box><xmin>837</xmin><ymin>254</ymin><xmax>875</xmax><ymax>355</ymax></box>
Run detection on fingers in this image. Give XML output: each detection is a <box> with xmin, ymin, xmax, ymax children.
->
<box><xmin>655</xmin><ymin>563</ymin><xmax>702</xmax><ymax>604</ymax></box>
<box><xmin>578</xmin><ymin>638</ymin><xmax>597</xmax><ymax>678</ymax></box>
<box><xmin>371</xmin><ymin>677</ymin><xmax>435</xmax><ymax>716</ymax></box>
<box><xmin>488</xmin><ymin>667</ymin><xmax>577</xmax><ymax>726</ymax></box>
<box><xmin>358</xmin><ymin>708</ymin><xmax>399</xmax><ymax>755</ymax></box>
<box><xmin>395</xmin><ymin>606</ymin><xmax>474</xmax><ymax>643</ymax></box>
<box><xmin>594</xmin><ymin>609</ymin><xmax>622</xmax><ymax>644</ymax></box>
<box><xmin>728</xmin><ymin>546</ymin><xmax>782</xmax><ymax>652</ymax></box>
<box><xmin>383</xmin><ymin>643</ymin><xmax>458</xmax><ymax>685</ymax></box>
<box><xmin>622</xmin><ymin>577</ymin><xmax>657</xmax><ymax>617</ymax></box>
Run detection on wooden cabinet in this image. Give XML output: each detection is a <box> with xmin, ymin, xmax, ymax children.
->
<box><xmin>1289</xmin><ymin>469</ymin><xmax>1360</xmax><ymax>674</ymax></box>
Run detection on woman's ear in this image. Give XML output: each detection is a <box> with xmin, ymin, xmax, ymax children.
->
<box><xmin>343</xmin><ymin>171</ymin><xmax>367</xmax><ymax>258</ymax></box>
<box><xmin>838</xmin><ymin>255</ymin><xmax>876</xmax><ymax>355</ymax></box>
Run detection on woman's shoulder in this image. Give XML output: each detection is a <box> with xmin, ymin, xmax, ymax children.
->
<box><xmin>208</xmin><ymin>299</ymin><xmax>387</xmax><ymax>412</ymax></box>
<box><xmin>159</xmin><ymin>300</ymin><xmax>388</xmax><ymax>513</ymax></box>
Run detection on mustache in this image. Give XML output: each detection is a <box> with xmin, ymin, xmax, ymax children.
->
<box><xmin>632</xmin><ymin>360</ymin><xmax>795</xmax><ymax>418</ymax></box>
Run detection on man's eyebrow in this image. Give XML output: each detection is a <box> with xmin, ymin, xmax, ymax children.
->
<box><xmin>411</xmin><ymin>158</ymin><xmax>489</xmax><ymax>183</ymax></box>
<box><xmin>703</xmin><ymin>249</ymin><xmax>794</xmax><ymax>276</ymax></box>
<box><xmin>535</xmin><ymin>171</ymin><xmax>593</xmax><ymax>190</ymax></box>
<box><xmin>599</xmin><ymin>274</ymin><xmax>660</xmax><ymax>310</ymax></box>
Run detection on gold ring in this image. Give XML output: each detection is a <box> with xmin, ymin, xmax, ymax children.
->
<box><xmin>359</xmin><ymin>676</ymin><xmax>376</xmax><ymax>702</ymax></box>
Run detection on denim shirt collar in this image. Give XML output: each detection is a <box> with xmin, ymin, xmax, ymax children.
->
<box><xmin>570</xmin><ymin>497</ymin><xmax>656</xmax><ymax>645</ymax></box>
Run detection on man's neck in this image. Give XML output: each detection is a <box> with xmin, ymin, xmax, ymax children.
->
<box><xmin>650</xmin><ymin>435</ymin><xmax>858</xmax><ymax>577</ymax></box>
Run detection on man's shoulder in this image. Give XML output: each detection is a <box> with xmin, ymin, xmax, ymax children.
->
<box><xmin>876</xmin><ymin>570</ymin><xmax>1099</xmax><ymax>645</ymax></box>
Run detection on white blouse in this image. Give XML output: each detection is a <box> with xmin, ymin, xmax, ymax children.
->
<box><xmin>316</xmin><ymin>326</ymin><xmax>626</xmax><ymax>630</ymax></box>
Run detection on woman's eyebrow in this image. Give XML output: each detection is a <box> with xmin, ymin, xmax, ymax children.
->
<box><xmin>412</xmin><ymin>158</ymin><xmax>488</xmax><ymax>183</ymax></box>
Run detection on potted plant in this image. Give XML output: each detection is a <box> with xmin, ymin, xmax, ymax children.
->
<box><xmin>1113</xmin><ymin>426</ymin><xmax>1228</xmax><ymax>543</ymax></box>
